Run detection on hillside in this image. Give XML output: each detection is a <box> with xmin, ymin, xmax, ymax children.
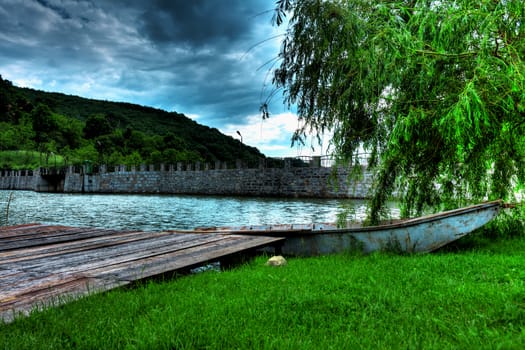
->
<box><xmin>0</xmin><ymin>75</ymin><xmax>265</xmax><ymax>169</ymax></box>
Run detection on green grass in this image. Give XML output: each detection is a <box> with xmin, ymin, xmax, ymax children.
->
<box><xmin>1</xmin><ymin>235</ymin><xmax>525</xmax><ymax>349</ymax></box>
<box><xmin>0</xmin><ymin>150</ymin><xmax>66</xmax><ymax>170</ymax></box>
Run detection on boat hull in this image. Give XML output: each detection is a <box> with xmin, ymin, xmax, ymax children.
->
<box><xmin>277</xmin><ymin>201</ymin><xmax>502</xmax><ymax>256</ymax></box>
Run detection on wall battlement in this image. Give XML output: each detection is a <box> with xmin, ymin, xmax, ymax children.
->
<box><xmin>0</xmin><ymin>158</ymin><xmax>374</xmax><ymax>198</ymax></box>
<box><xmin>0</xmin><ymin>170</ymin><xmax>35</xmax><ymax>190</ymax></box>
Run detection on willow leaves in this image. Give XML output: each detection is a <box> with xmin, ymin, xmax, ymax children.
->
<box><xmin>269</xmin><ymin>0</ymin><xmax>525</xmax><ymax>222</ymax></box>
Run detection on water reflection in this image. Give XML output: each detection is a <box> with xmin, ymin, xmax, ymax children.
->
<box><xmin>1</xmin><ymin>190</ymin><xmax>391</xmax><ymax>231</ymax></box>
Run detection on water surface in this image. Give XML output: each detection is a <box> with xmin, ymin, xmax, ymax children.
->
<box><xmin>0</xmin><ymin>191</ymin><xmax>380</xmax><ymax>231</ymax></box>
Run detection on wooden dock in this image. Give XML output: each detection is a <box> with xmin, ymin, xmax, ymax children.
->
<box><xmin>0</xmin><ymin>224</ymin><xmax>284</xmax><ymax>323</ymax></box>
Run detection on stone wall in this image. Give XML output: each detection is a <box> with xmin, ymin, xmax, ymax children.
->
<box><xmin>156</xmin><ymin>166</ymin><xmax>372</xmax><ymax>198</ymax></box>
<box><xmin>1</xmin><ymin>162</ymin><xmax>374</xmax><ymax>199</ymax></box>
<box><xmin>0</xmin><ymin>170</ymin><xmax>35</xmax><ymax>190</ymax></box>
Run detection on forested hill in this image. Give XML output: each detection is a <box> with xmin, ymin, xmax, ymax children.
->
<box><xmin>0</xmin><ymin>75</ymin><xmax>265</xmax><ymax>169</ymax></box>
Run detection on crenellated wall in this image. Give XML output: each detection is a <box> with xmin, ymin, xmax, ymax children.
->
<box><xmin>0</xmin><ymin>170</ymin><xmax>36</xmax><ymax>190</ymax></box>
<box><xmin>1</xmin><ymin>160</ymin><xmax>374</xmax><ymax>198</ymax></box>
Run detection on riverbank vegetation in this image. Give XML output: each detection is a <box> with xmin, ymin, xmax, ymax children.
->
<box><xmin>1</xmin><ymin>214</ymin><xmax>525</xmax><ymax>349</ymax></box>
<box><xmin>0</xmin><ymin>76</ymin><xmax>264</xmax><ymax>170</ymax></box>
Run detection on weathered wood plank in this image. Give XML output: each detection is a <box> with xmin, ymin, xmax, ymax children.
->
<box><xmin>0</xmin><ymin>224</ymin><xmax>91</xmax><ymax>240</ymax></box>
<box><xmin>1</xmin><ymin>271</ymin><xmax>88</xmax><ymax>302</ymax></box>
<box><xmin>0</xmin><ymin>230</ymin><xmax>167</xmax><ymax>262</ymax></box>
<box><xmin>0</xmin><ymin>223</ymin><xmax>42</xmax><ymax>234</ymax></box>
<box><xmin>1</xmin><ymin>233</ymin><xmax>227</xmax><ymax>273</ymax></box>
<box><xmin>1</xmin><ymin>276</ymin><xmax>124</xmax><ymax>323</ymax></box>
<box><xmin>0</xmin><ymin>224</ymin><xmax>284</xmax><ymax>323</ymax></box>
<box><xmin>0</xmin><ymin>225</ymin><xmax>129</xmax><ymax>251</ymax></box>
<box><xmin>89</xmin><ymin>235</ymin><xmax>284</xmax><ymax>282</ymax></box>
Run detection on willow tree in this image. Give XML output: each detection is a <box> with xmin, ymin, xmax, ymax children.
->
<box><xmin>266</xmin><ymin>0</ymin><xmax>525</xmax><ymax>222</ymax></box>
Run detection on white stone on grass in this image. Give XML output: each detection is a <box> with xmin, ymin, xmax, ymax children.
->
<box><xmin>266</xmin><ymin>255</ymin><xmax>287</xmax><ymax>267</ymax></box>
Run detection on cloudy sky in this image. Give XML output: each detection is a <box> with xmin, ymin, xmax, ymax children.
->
<box><xmin>0</xmin><ymin>0</ymin><xmax>328</xmax><ymax>157</ymax></box>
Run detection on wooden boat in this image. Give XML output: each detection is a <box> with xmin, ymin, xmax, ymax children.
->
<box><xmin>189</xmin><ymin>200</ymin><xmax>503</xmax><ymax>256</ymax></box>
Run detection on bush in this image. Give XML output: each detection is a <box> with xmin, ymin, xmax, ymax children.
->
<box><xmin>481</xmin><ymin>206</ymin><xmax>525</xmax><ymax>239</ymax></box>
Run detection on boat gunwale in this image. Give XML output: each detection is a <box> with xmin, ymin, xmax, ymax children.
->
<box><xmin>338</xmin><ymin>199</ymin><xmax>503</xmax><ymax>234</ymax></box>
<box><xmin>188</xmin><ymin>200</ymin><xmax>503</xmax><ymax>236</ymax></box>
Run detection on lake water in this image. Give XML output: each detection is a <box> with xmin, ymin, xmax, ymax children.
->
<box><xmin>0</xmin><ymin>190</ymin><xmax>387</xmax><ymax>231</ymax></box>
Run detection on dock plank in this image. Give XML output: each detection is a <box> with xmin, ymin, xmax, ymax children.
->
<box><xmin>1</xmin><ymin>234</ymin><xmax>227</xmax><ymax>273</ymax></box>
<box><xmin>87</xmin><ymin>234</ymin><xmax>283</xmax><ymax>282</ymax></box>
<box><xmin>0</xmin><ymin>224</ymin><xmax>284</xmax><ymax>323</ymax></box>
<box><xmin>1</xmin><ymin>275</ymin><xmax>121</xmax><ymax>321</ymax></box>
<box><xmin>0</xmin><ymin>225</ymin><xmax>128</xmax><ymax>251</ymax></box>
<box><xmin>0</xmin><ymin>230</ymin><xmax>170</xmax><ymax>262</ymax></box>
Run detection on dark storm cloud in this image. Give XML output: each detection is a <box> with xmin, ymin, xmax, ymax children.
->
<box><xmin>0</xmin><ymin>0</ymin><xmax>292</xmax><ymax>155</ymax></box>
<box><xmin>34</xmin><ymin>0</ymin><xmax>72</xmax><ymax>20</ymax></box>
<box><xmin>140</xmin><ymin>0</ymin><xmax>257</xmax><ymax>48</ymax></box>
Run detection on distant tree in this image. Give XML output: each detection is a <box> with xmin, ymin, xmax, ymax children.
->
<box><xmin>177</xmin><ymin>150</ymin><xmax>204</xmax><ymax>163</ymax></box>
<box><xmin>124</xmin><ymin>151</ymin><xmax>143</xmax><ymax>167</ymax></box>
<box><xmin>94</xmin><ymin>135</ymin><xmax>114</xmax><ymax>163</ymax></box>
<box><xmin>83</xmin><ymin>114</ymin><xmax>113</xmax><ymax>139</ymax></box>
<box><xmin>0</xmin><ymin>123</ymin><xmax>17</xmax><ymax>150</ymax></box>
<box><xmin>107</xmin><ymin>151</ymin><xmax>125</xmax><ymax>166</ymax></box>
<box><xmin>147</xmin><ymin>150</ymin><xmax>163</xmax><ymax>165</ymax></box>
<box><xmin>163</xmin><ymin>133</ymin><xmax>188</xmax><ymax>150</ymax></box>
<box><xmin>162</xmin><ymin>148</ymin><xmax>180</xmax><ymax>165</ymax></box>
<box><xmin>13</xmin><ymin>117</ymin><xmax>35</xmax><ymax>150</ymax></box>
<box><xmin>124</xmin><ymin>129</ymin><xmax>145</xmax><ymax>152</ymax></box>
<box><xmin>0</xmin><ymin>76</ymin><xmax>12</xmax><ymax>122</ymax></box>
<box><xmin>53</xmin><ymin>114</ymin><xmax>83</xmax><ymax>150</ymax></box>
<box><xmin>141</xmin><ymin>134</ymin><xmax>163</xmax><ymax>158</ymax></box>
<box><xmin>71</xmin><ymin>144</ymin><xmax>98</xmax><ymax>164</ymax></box>
<box><xmin>269</xmin><ymin>0</ymin><xmax>525</xmax><ymax>222</ymax></box>
<box><xmin>31</xmin><ymin>103</ymin><xmax>58</xmax><ymax>158</ymax></box>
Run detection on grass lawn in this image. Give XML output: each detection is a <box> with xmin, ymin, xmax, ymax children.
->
<box><xmin>1</xmin><ymin>235</ymin><xmax>525</xmax><ymax>349</ymax></box>
<box><xmin>0</xmin><ymin>150</ymin><xmax>66</xmax><ymax>170</ymax></box>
